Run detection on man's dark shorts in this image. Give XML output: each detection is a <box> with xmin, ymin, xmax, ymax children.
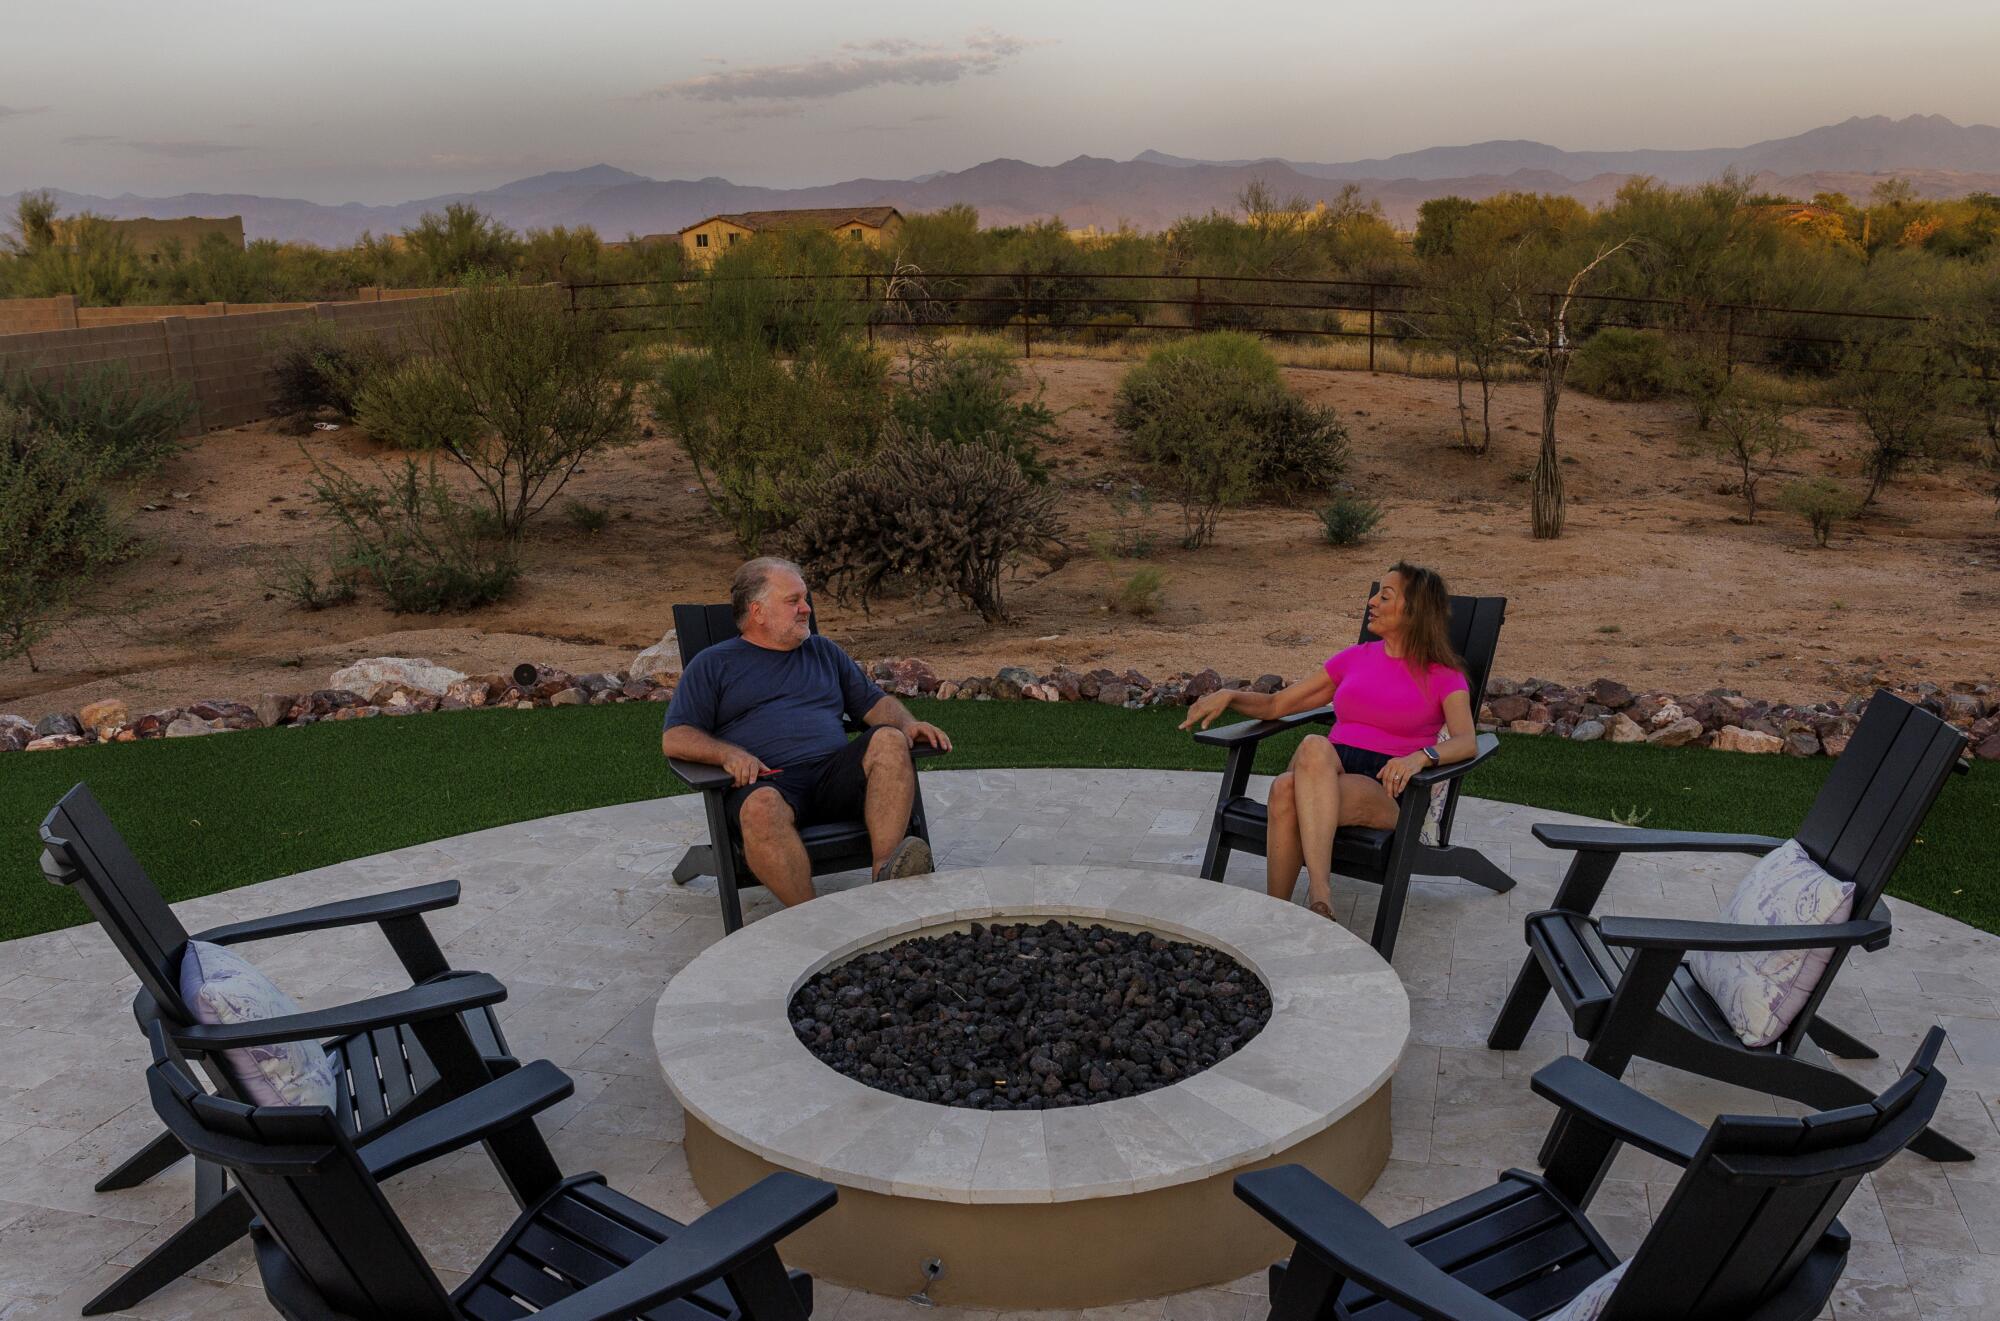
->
<box><xmin>724</xmin><ymin>726</ymin><xmax>906</xmax><ymax>832</ymax></box>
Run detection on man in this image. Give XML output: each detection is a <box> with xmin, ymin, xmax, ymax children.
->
<box><xmin>661</xmin><ymin>557</ymin><xmax>952</xmax><ymax>907</ymax></box>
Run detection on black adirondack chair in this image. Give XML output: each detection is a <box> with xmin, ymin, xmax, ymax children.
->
<box><xmin>39</xmin><ymin>782</ymin><xmax>546</xmax><ymax>1315</ymax></box>
<box><xmin>1193</xmin><ymin>589</ymin><xmax>1510</xmax><ymax>959</ymax></box>
<box><xmin>1486</xmin><ymin>690</ymin><xmax>1974</xmax><ymax>1163</ymax></box>
<box><xmin>1236</xmin><ymin>1027</ymin><xmax>1951</xmax><ymax>1321</ymax></box>
<box><xmin>143</xmin><ymin>1024</ymin><xmax>837</xmax><ymax>1321</ymax></box>
<box><xmin>665</xmin><ymin>602</ymin><xmax>944</xmax><ymax>933</ymax></box>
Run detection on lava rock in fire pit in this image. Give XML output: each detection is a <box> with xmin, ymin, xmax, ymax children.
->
<box><xmin>788</xmin><ymin>919</ymin><xmax>1272</xmax><ymax>1110</ymax></box>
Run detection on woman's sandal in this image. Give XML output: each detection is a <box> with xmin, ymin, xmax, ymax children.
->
<box><xmin>1308</xmin><ymin>898</ymin><xmax>1336</xmax><ymax>922</ymax></box>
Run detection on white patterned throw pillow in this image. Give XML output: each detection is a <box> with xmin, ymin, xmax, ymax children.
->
<box><xmin>1687</xmin><ymin>840</ymin><xmax>1855</xmax><ymax>1049</ymax></box>
<box><xmin>178</xmin><ymin>940</ymin><xmax>339</xmax><ymax>1109</ymax></box>
<box><xmin>1545</xmin><ymin>1261</ymin><xmax>1627</xmax><ymax>1321</ymax></box>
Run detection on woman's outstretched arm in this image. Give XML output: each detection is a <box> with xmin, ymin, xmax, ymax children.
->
<box><xmin>1179</xmin><ymin>670</ymin><xmax>1335</xmax><ymax>732</ymax></box>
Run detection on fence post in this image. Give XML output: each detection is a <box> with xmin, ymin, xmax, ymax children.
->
<box><xmin>864</xmin><ymin>272</ymin><xmax>875</xmax><ymax>348</ymax></box>
<box><xmin>1723</xmin><ymin>305</ymin><xmax>1737</xmax><ymax>376</ymax></box>
<box><xmin>1193</xmin><ymin>276</ymin><xmax>1204</xmax><ymax>333</ymax></box>
<box><xmin>1367</xmin><ymin>283</ymin><xmax>1378</xmax><ymax>372</ymax></box>
<box><xmin>158</xmin><ymin>316</ymin><xmax>202</xmax><ymax>436</ymax></box>
<box><xmin>54</xmin><ymin>294</ymin><xmax>78</xmax><ymax>329</ymax></box>
<box><xmin>1021</xmin><ymin>273</ymin><xmax>1033</xmax><ymax>359</ymax></box>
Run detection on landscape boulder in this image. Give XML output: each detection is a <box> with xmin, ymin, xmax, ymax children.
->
<box><xmin>1570</xmin><ymin>719</ymin><xmax>1606</xmax><ymax>742</ymax></box>
<box><xmin>1048</xmin><ymin>667</ymin><xmax>1083</xmax><ymax>702</ymax></box>
<box><xmin>35</xmin><ymin>712</ymin><xmax>81</xmax><ymax>739</ymax></box>
<box><xmin>1489</xmin><ymin>694</ymin><xmax>1531</xmax><ymax>723</ymax></box>
<box><xmin>165</xmin><ymin>716</ymin><xmax>226</xmax><ymax>738</ymax></box>
<box><xmin>1508</xmin><ymin>719</ymin><xmax>1550</xmax><ymax>736</ymax></box>
<box><xmin>189</xmin><ymin>699</ymin><xmax>260</xmax><ymax>728</ymax></box>
<box><xmin>549</xmin><ymin>687</ymin><xmax>587</xmax><ymax>706</ymax></box>
<box><xmin>630</xmin><ymin>629</ymin><xmax>681</xmax><ymax>682</ymax></box>
<box><xmin>288</xmin><ymin>689</ymin><xmax>366</xmax><ymax>722</ymax></box>
<box><xmin>26</xmin><ymin>733</ymin><xmax>87</xmax><ymax>751</ymax></box>
<box><xmin>1184</xmin><ymin>668</ymin><xmax>1225</xmax><ymax>700</ymax></box>
<box><xmin>1647</xmin><ymin>701</ymin><xmax>1685</xmax><ymax>730</ymax></box>
<box><xmin>1784</xmin><ymin>732</ymin><xmax>1821</xmax><ymax>758</ymax></box>
<box><xmin>79</xmin><ymin>699</ymin><xmax>128</xmax><ymax>733</ymax></box>
<box><xmin>329</xmin><ymin>657</ymin><xmax>467</xmax><ymax>703</ymax></box>
<box><xmin>0</xmin><ymin>715</ymin><xmax>33</xmax><ymax>752</ymax></box>
<box><xmin>993</xmin><ymin>666</ymin><xmax>1038</xmax><ymax>700</ymax></box>
<box><xmin>1714</xmin><ymin>725</ymin><xmax>1784</xmax><ymax>755</ymax></box>
<box><xmin>1584</xmin><ymin>678</ymin><xmax>1633</xmax><ymax>710</ymax></box>
<box><xmin>1647</xmin><ymin>717</ymin><xmax>1705</xmax><ymax>748</ymax></box>
<box><xmin>879</xmin><ymin>657</ymin><xmax>941</xmax><ymax>697</ymax></box>
<box><xmin>255</xmin><ymin>693</ymin><xmax>296</xmax><ymax>728</ymax></box>
<box><xmin>1252</xmin><ymin>674</ymin><xmax>1286</xmax><ymax>694</ymax></box>
<box><xmin>1096</xmin><ymin>682</ymin><xmax>1132</xmax><ymax>706</ymax></box>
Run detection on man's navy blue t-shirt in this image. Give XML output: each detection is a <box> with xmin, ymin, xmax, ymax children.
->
<box><xmin>662</xmin><ymin>635</ymin><xmax>886</xmax><ymax>770</ymax></box>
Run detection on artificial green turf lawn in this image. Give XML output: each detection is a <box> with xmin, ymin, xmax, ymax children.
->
<box><xmin>3</xmin><ymin>698</ymin><xmax>1993</xmax><ymax>941</ymax></box>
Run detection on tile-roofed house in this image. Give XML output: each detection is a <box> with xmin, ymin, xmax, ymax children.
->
<box><xmin>677</xmin><ymin>206</ymin><xmax>904</xmax><ymax>264</ymax></box>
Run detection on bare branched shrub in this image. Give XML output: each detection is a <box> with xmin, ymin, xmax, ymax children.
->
<box><xmin>1778</xmin><ymin>476</ymin><xmax>1862</xmax><ymax>547</ymax></box>
<box><xmin>786</xmin><ymin>426</ymin><xmax>1064</xmax><ymax>622</ymax></box>
<box><xmin>1837</xmin><ymin>336</ymin><xmax>1957</xmax><ymax>508</ymax></box>
<box><xmin>307</xmin><ymin>456</ymin><xmax>518</xmax><ymax>612</ymax></box>
<box><xmin>1700</xmin><ymin>395</ymin><xmax>1805</xmax><ymax>521</ymax></box>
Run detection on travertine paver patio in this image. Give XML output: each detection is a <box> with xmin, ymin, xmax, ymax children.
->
<box><xmin>2</xmin><ymin>768</ymin><xmax>1997</xmax><ymax>1320</ymax></box>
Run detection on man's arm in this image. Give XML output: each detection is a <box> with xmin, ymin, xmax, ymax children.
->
<box><xmin>862</xmin><ymin>695</ymin><xmax>953</xmax><ymax>752</ymax></box>
<box><xmin>661</xmin><ymin>724</ymin><xmax>772</xmax><ymax>788</ymax></box>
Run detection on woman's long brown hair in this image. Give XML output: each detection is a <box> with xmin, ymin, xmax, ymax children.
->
<box><xmin>1385</xmin><ymin>561</ymin><xmax>1465</xmax><ymax>681</ymax></box>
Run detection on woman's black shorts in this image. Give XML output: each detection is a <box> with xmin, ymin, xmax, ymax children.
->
<box><xmin>1333</xmin><ymin>742</ymin><xmax>1395</xmax><ymax>779</ymax></box>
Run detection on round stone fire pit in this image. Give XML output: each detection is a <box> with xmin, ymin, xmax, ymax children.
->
<box><xmin>654</xmin><ymin>865</ymin><xmax>1409</xmax><ymax>1309</ymax></box>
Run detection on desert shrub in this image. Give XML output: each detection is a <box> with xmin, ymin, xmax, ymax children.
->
<box><xmin>1318</xmin><ymin>494</ymin><xmax>1384</xmax><ymax>546</ymax></box>
<box><xmin>353</xmin><ymin>357</ymin><xmax>483</xmax><ymax>453</ymax></box>
<box><xmin>1669</xmin><ymin>337</ymin><xmax>1736</xmax><ymax>430</ymax></box>
<box><xmin>0</xmin><ymin>401</ymin><xmax>127</xmax><ymax>666</ymax></box>
<box><xmin>1114</xmin><ymin>338</ymin><xmax>1347</xmax><ymax>547</ymax></box>
<box><xmin>3</xmin><ymin>363</ymin><xmax>190</xmax><ymax>475</ymax></box>
<box><xmin>267</xmin><ymin>320</ymin><xmax>404</xmax><ymax>419</ymax></box>
<box><xmin>307</xmin><ymin>457</ymin><xmax>518</xmax><ymax>612</ymax></box>
<box><xmin>1108</xmin><ymin>566</ymin><xmax>1166</xmax><ymax>616</ymax></box>
<box><xmin>263</xmin><ymin>551</ymin><xmax>359</xmax><ymax>611</ymax></box>
<box><xmin>1699</xmin><ymin>395</ymin><xmax>1804</xmax><ymax>520</ymax></box>
<box><xmin>383</xmin><ymin>285</ymin><xmax>639</xmax><ymax>536</ymax></box>
<box><xmin>892</xmin><ymin>339</ymin><xmax>1057</xmax><ymax>480</ymax></box>
<box><xmin>1836</xmin><ymin>337</ymin><xmax>1958</xmax><ymax>507</ymax></box>
<box><xmin>1567</xmin><ymin>328</ymin><xmax>1675</xmax><ymax>401</ymax></box>
<box><xmin>656</xmin><ymin>340</ymin><xmax>887</xmax><ymax>553</ymax></box>
<box><xmin>785</xmin><ymin>425</ymin><xmax>1063</xmax><ymax>622</ymax></box>
<box><xmin>1778</xmin><ymin>476</ymin><xmax>1862</xmax><ymax>547</ymax></box>
<box><xmin>563</xmin><ymin>499</ymin><xmax>610</xmax><ymax>533</ymax></box>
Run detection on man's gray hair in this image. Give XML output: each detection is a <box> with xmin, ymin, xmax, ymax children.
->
<box><xmin>730</xmin><ymin>556</ymin><xmax>805</xmax><ymax>624</ymax></box>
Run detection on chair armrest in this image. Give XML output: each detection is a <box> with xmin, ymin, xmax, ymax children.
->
<box><xmin>911</xmin><ymin>740</ymin><xmax>949</xmax><ymax>761</ymax></box>
<box><xmin>1410</xmin><ymin>733</ymin><xmax>1499</xmax><ymax>788</ymax></box>
<box><xmin>1189</xmin><ymin>704</ymin><xmax>1334</xmax><ymax>748</ymax></box>
<box><xmin>169</xmin><ymin>973</ymin><xmax>507</xmax><ymax>1052</ymax></box>
<box><xmin>666</xmin><ymin>756</ymin><xmax>735</xmax><ymax>792</ymax></box>
<box><xmin>193</xmin><ymin>880</ymin><xmax>460</xmax><ymax>946</ymax></box>
<box><xmin>528</xmin><ymin>1172</ymin><xmax>839</xmax><ymax>1321</ymax></box>
<box><xmin>1597</xmin><ymin>915</ymin><xmax>1892</xmax><ymax>954</ymax></box>
<box><xmin>1234</xmin><ymin>1166</ymin><xmax>1520</xmax><ymax>1321</ymax></box>
<box><xmin>361</xmin><ymin>1059</ymin><xmax>572</xmax><ymax>1181</ymax></box>
<box><xmin>1530</xmin><ymin>1057</ymin><xmax>1707</xmax><ymax>1167</ymax></box>
<box><xmin>1531</xmin><ymin>825</ymin><xmax>1786</xmax><ymax>855</ymax></box>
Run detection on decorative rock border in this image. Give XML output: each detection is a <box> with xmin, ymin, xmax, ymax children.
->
<box><xmin>655</xmin><ymin>865</ymin><xmax>1407</xmax><ymax>1307</ymax></box>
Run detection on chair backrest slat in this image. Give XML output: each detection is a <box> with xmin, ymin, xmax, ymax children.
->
<box><xmin>146</xmin><ymin>1052</ymin><xmax>457</xmax><ymax>1320</ymax></box>
<box><xmin>1356</xmin><ymin>585</ymin><xmax>1508</xmax><ymax>711</ymax></box>
<box><xmin>1795</xmin><ymin>692</ymin><xmax>1964</xmax><ymax>905</ymax></box>
<box><xmin>39</xmin><ymin>783</ymin><xmax>192</xmax><ymax>1018</ymax></box>
<box><xmin>1600</xmin><ymin>1030</ymin><xmax>1948</xmax><ymax>1321</ymax></box>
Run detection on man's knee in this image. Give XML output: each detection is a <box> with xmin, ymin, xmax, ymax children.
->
<box><xmin>738</xmin><ymin>788</ymin><xmax>795</xmax><ymax>837</ymax></box>
<box><xmin>862</xmin><ymin>725</ymin><xmax>913</xmax><ymax>770</ymax></box>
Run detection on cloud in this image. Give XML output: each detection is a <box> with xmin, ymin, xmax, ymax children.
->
<box><xmin>654</xmin><ymin>29</ymin><xmax>1036</xmax><ymax>104</ymax></box>
<box><xmin>0</xmin><ymin>105</ymin><xmax>50</xmax><ymax>122</ymax></box>
<box><xmin>61</xmin><ymin>134</ymin><xmax>249</xmax><ymax>157</ymax></box>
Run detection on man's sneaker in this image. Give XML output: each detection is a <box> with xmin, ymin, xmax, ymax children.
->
<box><xmin>873</xmin><ymin>836</ymin><xmax>934</xmax><ymax>883</ymax></box>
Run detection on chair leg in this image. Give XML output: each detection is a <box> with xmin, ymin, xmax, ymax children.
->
<box><xmin>1415</xmin><ymin>843</ymin><xmax>1516</xmax><ymax>894</ymax></box>
<box><xmin>1488</xmin><ymin>955</ymin><xmax>1554</xmax><ymax>1052</ymax></box>
<box><xmin>1198</xmin><ymin>824</ymin><xmax>1231</xmax><ymax>883</ymax></box>
<box><xmin>1807</xmin><ymin>1016</ymin><xmax>1880</xmax><ymax>1061</ymax></box>
<box><xmin>717</xmin><ymin>855</ymin><xmax>746</xmax><ymax>934</ymax></box>
<box><xmin>93</xmin><ymin>1127</ymin><xmax>187</xmax><ymax>1192</ymax></box>
<box><xmin>672</xmin><ymin>844</ymin><xmax>715</xmax><ymax>886</ymax></box>
<box><xmin>1368</xmin><ymin>871</ymin><xmax>1412</xmax><ymax>961</ymax></box>
<box><xmin>82</xmin><ymin>1182</ymin><xmax>253</xmax><ymax>1315</ymax></box>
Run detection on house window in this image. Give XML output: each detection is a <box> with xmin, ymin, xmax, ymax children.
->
<box><xmin>727</xmin><ymin>232</ymin><xmax>740</xmax><ymax>244</ymax></box>
<box><xmin>850</xmin><ymin>228</ymin><xmax>862</xmax><ymax>239</ymax></box>
<box><xmin>695</xmin><ymin>234</ymin><xmax>708</xmax><ymax>248</ymax></box>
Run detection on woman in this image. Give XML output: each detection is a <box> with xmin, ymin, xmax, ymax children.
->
<box><xmin>1180</xmin><ymin>563</ymin><xmax>1479</xmax><ymax>920</ymax></box>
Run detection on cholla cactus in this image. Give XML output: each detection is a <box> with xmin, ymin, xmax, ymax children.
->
<box><xmin>787</xmin><ymin>425</ymin><xmax>1064</xmax><ymax>622</ymax></box>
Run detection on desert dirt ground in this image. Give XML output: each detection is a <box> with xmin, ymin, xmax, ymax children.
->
<box><xmin>4</xmin><ymin>357</ymin><xmax>1997</xmax><ymax>721</ymax></box>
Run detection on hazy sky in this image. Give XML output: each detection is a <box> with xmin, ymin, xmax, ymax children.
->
<box><xmin>6</xmin><ymin>0</ymin><xmax>1999</xmax><ymax>203</ymax></box>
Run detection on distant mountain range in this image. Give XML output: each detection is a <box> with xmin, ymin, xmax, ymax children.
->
<box><xmin>10</xmin><ymin>115</ymin><xmax>2000</xmax><ymax>246</ymax></box>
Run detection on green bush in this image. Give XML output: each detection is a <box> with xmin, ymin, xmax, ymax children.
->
<box><xmin>892</xmin><ymin>339</ymin><xmax>1057</xmax><ymax>481</ymax></box>
<box><xmin>1318</xmin><ymin>494</ymin><xmax>1384</xmax><ymax>546</ymax></box>
<box><xmin>0</xmin><ymin>401</ymin><xmax>128</xmax><ymax>666</ymax></box>
<box><xmin>655</xmin><ymin>339</ymin><xmax>887</xmax><ymax>553</ymax></box>
<box><xmin>562</xmin><ymin>499</ymin><xmax>610</xmax><ymax>533</ymax></box>
<box><xmin>3</xmin><ymin>363</ymin><xmax>190</xmax><ymax>475</ymax></box>
<box><xmin>1114</xmin><ymin>335</ymin><xmax>1348</xmax><ymax>546</ymax></box>
<box><xmin>267</xmin><ymin>320</ymin><xmax>404</xmax><ymax>419</ymax></box>
<box><xmin>785</xmin><ymin>425</ymin><xmax>1063</xmax><ymax>622</ymax></box>
<box><xmin>1777</xmin><ymin>476</ymin><xmax>1862</xmax><ymax>547</ymax></box>
<box><xmin>1108</xmin><ymin>566</ymin><xmax>1166</xmax><ymax>616</ymax></box>
<box><xmin>307</xmin><ymin>457</ymin><xmax>518</xmax><ymax>612</ymax></box>
<box><xmin>1568</xmin><ymin>328</ymin><xmax>1675</xmax><ymax>401</ymax></box>
<box><xmin>353</xmin><ymin>357</ymin><xmax>483</xmax><ymax>453</ymax></box>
